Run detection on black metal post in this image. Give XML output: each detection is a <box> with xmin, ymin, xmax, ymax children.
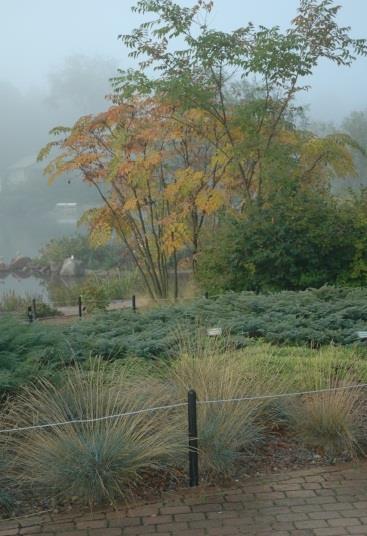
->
<box><xmin>32</xmin><ymin>298</ymin><xmax>37</xmax><ymax>321</ymax></box>
<box><xmin>27</xmin><ymin>306</ymin><xmax>33</xmax><ymax>323</ymax></box>
<box><xmin>78</xmin><ymin>295</ymin><xmax>82</xmax><ymax>318</ymax></box>
<box><xmin>204</xmin><ymin>292</ymin><xmax>209</xmax><ymax>299</ymax></box>
<box><xmin>188</xmin><ymin>389</ymin><xmax>199</xmax><ymax>487</ymax></box>
<box><xmin>132</xmin><ymin>295</ymin><xmax>136</xmax><ymax>312</ymax></box>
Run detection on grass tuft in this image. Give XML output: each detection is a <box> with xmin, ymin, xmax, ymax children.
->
<box><xmin>2</xmin><ymin>360</ymin><xmax>184</xmax><ymax>505</ymax></box>
<box><xmin>167</xmin><ymin>334</ymin><xmax>284</xmax><ymax>477</ymax></box>
<box><xmin>280</xmin><ymin>349</ymin><xmax>367</xmax><ymax>457</ymax></box>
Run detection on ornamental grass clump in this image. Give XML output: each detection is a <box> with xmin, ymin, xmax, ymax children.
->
<box><xmin>0</xmin><ymin>448</ymin><xmax>15</xmax><ymax>514</ymax></box>
<box><xmin>168</xmin><ymin>334</ymin><xmax>284</xmax><ymax>477</ymax></box>
<box><xmin>282</xmin><ymin>350</ymin><xmax>367</xmax><ymax>458</ymax></box>
<box><xmin>2</xmin><ymin>360</ymin><xmax>184</xmax><ymax>505</ymax></box>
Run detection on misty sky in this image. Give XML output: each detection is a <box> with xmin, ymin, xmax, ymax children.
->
<box><xmin>2</xmin><ymin>0</ymin><xmax>367</xmax><ymax>123</ymax></box>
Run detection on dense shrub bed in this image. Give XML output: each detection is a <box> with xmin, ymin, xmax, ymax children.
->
<box><xmin>1</xmin><ymin>286</ymin><xmax>367</xmax><ymax>396</ymax></box>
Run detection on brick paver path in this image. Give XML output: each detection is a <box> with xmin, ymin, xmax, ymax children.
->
<box><xmin>3</xmin><ymin>462</ymin><xmax>367</xmax><ymax>535</ymax></box>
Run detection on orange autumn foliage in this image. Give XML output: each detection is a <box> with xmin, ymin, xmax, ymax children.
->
<box><xmin>39</xmin><ymin>98</ymin><xmax>228</xmax><ymax>298</ymax></box>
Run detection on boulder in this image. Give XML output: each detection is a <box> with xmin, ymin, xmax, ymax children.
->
<box><xmin>9</xmin><ymin>256</ymin><xmax>32</xmax><ymax>272</ymax></box>
<box><xmin>60</xmin><ymin>257</ymin><xmax>85</xmax><ymax>277</ymax></box>
<box><xmin>0</xmin><ymin>260</ymin><xmax>8</xmax><ymax>272</ymax></box>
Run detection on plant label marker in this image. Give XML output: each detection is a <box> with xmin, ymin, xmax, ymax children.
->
<box><xmin>357</xmin><ymin>331</ymin><xmax>367</xmax><ymax>341</ymax></box>
<box><xmin>207</xmin><ymin>327</ymin><xmax>222</xmax><ymax>337</ymax></box>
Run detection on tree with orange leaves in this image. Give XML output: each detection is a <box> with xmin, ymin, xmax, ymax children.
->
<box><xmin>38</xmin><ymin>99</ymin><xmax>227</xmax><ymax>298</ymax></box>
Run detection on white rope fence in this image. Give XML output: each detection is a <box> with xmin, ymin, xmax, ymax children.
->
<box><xmin>0</xmin><ymin>402</ymin><xmax>187</xmax><ymax>434</ymax></box>
<box><xmin>197</xmin><ymin>383</ymin><xmax>367</xmax><ymax>405</ymax></box>
<box><xmin>1</xmin><ymin>383</ymin><xmax>367</xmax><ymax>435</ymax></box>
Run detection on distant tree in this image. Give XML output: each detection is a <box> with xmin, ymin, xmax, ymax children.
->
<box><xmin>38</xmin><ymin>234</ymin><xmax>125</xmax><ymax>270</ymax></box>
<box><xmin>46</xmin><ymin>55</ymin><xmax>117</xmax><ymax>116</ymax></box>
<box><xmin>342</xmin><ymin>189</ymin><xmax>367</xmax><ymax>286</ymax></box>
<box><xmin>0</xmin><ymin>82</ymin><xmax>49</xmax><ymax>173</ymax></box>
<box><xmin>0</xmin><ymin>55</ymin><xmax>117</xmax><ymax>176</ymax></box>
<box><xmin>342</xmin><ymin>110</ymin><xmax>367</xmax><ymax>182</ymax></box>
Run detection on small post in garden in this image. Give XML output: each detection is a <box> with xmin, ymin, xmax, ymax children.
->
<box><xmin>204</xmin><ymin>291</ymin><xmax>209</xmax><ymax>299</ymax></box>
<box><xmin>188</xmin><ymin>389</ymin><xmax>199</xmax><ymax>487</ymax></box>
<box><xmin>32</xmin><ymin>298</ymin><xmax>37</xmax><ymax>321</ymax></box>
<box><xmin>132</xmin><ymin>294</ymin><xmax>136</xmax><ymax>312</ymax></box>
<box><xmin>78</xmin><ymin>295</ymin><xmax>82</xmax><ymax>318</ymax></box>
<box><xmin>27</xmin><ymin>305</ymin><xmax>33</xmax><ymax>323</ymax></box>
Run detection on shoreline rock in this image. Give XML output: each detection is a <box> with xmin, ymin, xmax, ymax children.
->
<box><xmin>9</xmin><ymin>256</ymin><xmax>33</xmax><ymax>272</ymax></box>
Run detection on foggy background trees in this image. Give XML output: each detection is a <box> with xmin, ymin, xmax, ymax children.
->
<box><xmin>0</xmin><ymin>55</ymin><xmax>116</xmax><ymax>260</ymax></box>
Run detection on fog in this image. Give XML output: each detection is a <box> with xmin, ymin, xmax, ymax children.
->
<box><xmin>0</xmin><ymin>55</ymin><xmax>117</xmax><ymax>260</ymax></box>
<box><xmin>0</xmin><ymin>0</ymin><xmax>367</xmax><ymax>260</ymax></box>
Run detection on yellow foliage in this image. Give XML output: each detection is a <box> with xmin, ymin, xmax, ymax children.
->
<box><xmin>277</xmin><ymin>129</ymin><xmax>298</xmax><ymax>145</ymax></box>
<box><xmin>165</xmin><ymin>168</ymin><xmax>205</xmax><ymax>202</ymax></box>
<box><xmin>123</xmin><ymin>197</ymin><xmax>138</xmax><ymax>212</ymax></box>
<box><xmin>300</xmin><ymin>134</ymin><xmax>357</xmax><ymax>181</ymax></box>
<box><xmin>79</xmin><ymin>208</ymin><xmax>113</xmax><ymax>248</ymax></box>
<box><xmin>162</xmin><ymin>222</ymin><xmax>190</xmax><ymax>255</ymax></box>
<box><xmin>196</xmin><ymin>189</ymin><xmax>225</xmax><ymax>214</ymax></box>
<box><xmin>89</xmin><ymin>222</ymin><xmax>113</xmax><ymax>248</ymax></box>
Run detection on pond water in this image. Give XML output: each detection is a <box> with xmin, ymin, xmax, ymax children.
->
<box><xmin>0</xmin><ymin>273</ymin><xmax>86</xmax><ymax>304</ymax></box>
<box><xmin>0</xmin><ymin>271</ymin><xmax>196</xmax><ymax>306</ymax></box>
<box><xmin>0</xmin><ymin>274</ymin><xmax>49</xmax><ymax>300</ymax></box>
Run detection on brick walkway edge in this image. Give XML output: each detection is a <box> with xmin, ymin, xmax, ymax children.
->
<box><xmin>2</xmin><ymin>462</ymin><xmax>367</xmax><ymax>535</ymax></box>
